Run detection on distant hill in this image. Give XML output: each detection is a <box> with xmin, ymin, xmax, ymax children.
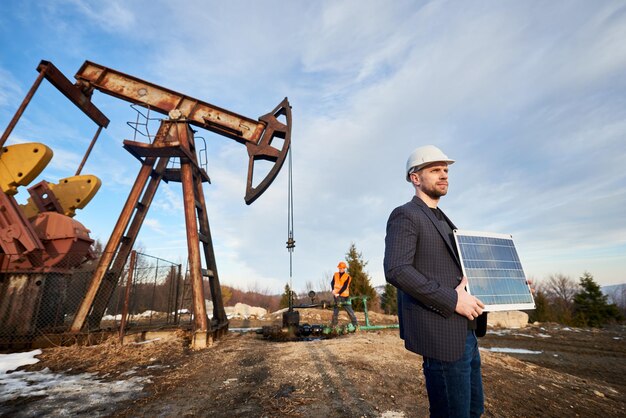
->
<box><xmin>602</xmin><ymin>283</ymin><xmax>626</xmax><ymax>306</ymax></box>
<box><xmin>374</xmin><ymin>284</ymin><xmax>386</xmax><ymax>296</ymax></box>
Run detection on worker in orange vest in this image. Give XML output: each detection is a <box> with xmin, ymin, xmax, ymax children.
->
<box><xmin>331</xmin><ymin>261</ymin><xmax>358</xmax><ymax>327</ymax></box>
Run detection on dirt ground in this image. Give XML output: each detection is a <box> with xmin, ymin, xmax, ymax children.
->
<box><xmin>7</xmin><ymin>309</ymin><xmax>626</xmax><ymax>417</ymax></box>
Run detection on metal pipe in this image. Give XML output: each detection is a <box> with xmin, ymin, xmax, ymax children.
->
<box><xmin>0</xmin><ymin>69</ymin><xmax>46</xmax><ymax>149</ymax></box>
<box><xmin>75</xmin><ymin>125</ymin><xmax>103</xmax><ymax>175</ymax></box>
<box><xmin>359</xmin><ymin>325</ymin><xmax>399</xmax><ymax>331</ymax></box>
<box><xmin>119</xmin><ymin>250</ymin><xmax>137</xmax><ymax>344</ymax></box>
<box><xmin>362</xmin><ymin>297</ymin><xmax>371</xmax><ymax>327</ymax></box>
<box><xmin>173</xmin><ymin>264</ymin><xmax>181</xmax><ymax>325</ymax></box>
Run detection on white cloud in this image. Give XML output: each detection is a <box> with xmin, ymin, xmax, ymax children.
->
<box><xmin>143</xmin><ymin>218</ymin><xmax>165</xmax><ymax>234</ymax></box>
<box><xmin>2</xmin><ymin>1</ymin><xmax>625</xmax><ymax>292</ymax></box>
<box><xmin>0</xmin><ymin>67</ymin><xmax>22</xmax><ymax>108</ymax></box>
<box><xmin>53</xmin><ymin>0</ymin><xmax>136</xmax><ymax>32</ymax></box>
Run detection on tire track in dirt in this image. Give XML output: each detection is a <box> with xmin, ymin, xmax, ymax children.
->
<box><xmin>304</xmin><ymin>341</ymin><xmax>379</xmax><ymax>417</ymax></box>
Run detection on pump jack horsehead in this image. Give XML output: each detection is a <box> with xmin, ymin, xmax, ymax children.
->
<box><xmin>0</xmin><ymin>60</ymin><xmax>291</xmax><ymax>349</ymax></box>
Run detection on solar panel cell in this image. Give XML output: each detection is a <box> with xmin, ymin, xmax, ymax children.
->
<box><xmin>454</xmin><ymin>230</ymin><xmax>535</xmax><ymax>312</ymax></box>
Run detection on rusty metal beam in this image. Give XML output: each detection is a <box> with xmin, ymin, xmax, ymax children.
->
<box><xmin>69</xmin><ymin>154</ymin><xmax>159</xmax><ymax>332</ymax></box>
<box><xmin>178</xmin><ymin>125</ymin><xmax>209</xmax><ymax>333</ymax></box>
<box><xmin>86</xmin><ymin>156</ymin><xmax>170</xmax><ymax>329</ymax></box>
<box><xmin>37</xmin><ymin>61</ymin><xmax>110</xmax><ymax>128</ymax></box>
<box><xmin>0</xmin><ymin>70</ymin><xmax>46</xmax><ymax>150</ymax></box>
<box><xmin>194</xmin><ymin>171</ymin><xmax>227</xmax><ymax>325</ymax></box>
<box><xmin>1</xmin><ymin>60</ymin><xmax>108</xmax><ymax>162</ymax></box>
<box><xmin>74</xmin><ymin>61</ymin><xmax>264</xmax><ymax>144</ymax></box>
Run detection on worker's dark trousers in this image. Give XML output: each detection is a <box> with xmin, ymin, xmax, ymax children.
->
<box><xmin>331</xmin><ymin>296</ymin><xmax>358</xmax><ymax>326</ymax></box>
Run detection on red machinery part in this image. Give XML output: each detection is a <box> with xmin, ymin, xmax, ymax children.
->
<box><xmin>5</xmin><ymin>212</ymin><xmax>93</xmax><ymax>272</ymax></box>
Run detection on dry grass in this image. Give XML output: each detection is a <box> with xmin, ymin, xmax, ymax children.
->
<box><xmin>25</xmin><ymin>331</ymin><xmax>191</xmax><ymax>378</ymax></box>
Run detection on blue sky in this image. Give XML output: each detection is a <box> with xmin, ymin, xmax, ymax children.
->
<box><xmin>1</xmin><ymin>1</ymin><xmax>625</xmax><ymax>294</ymax></box>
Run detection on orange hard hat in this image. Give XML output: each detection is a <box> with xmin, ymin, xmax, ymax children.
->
<box><xmin>337</xmin><ymin>261</ymin><xmax>347</xmax><ymax>269</ymax></box>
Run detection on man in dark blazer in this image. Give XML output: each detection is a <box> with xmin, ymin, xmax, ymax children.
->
<box><xmin>384</xmin><ymin>145</ymin><xmax>487</xmax><ymax>418</ymax></box>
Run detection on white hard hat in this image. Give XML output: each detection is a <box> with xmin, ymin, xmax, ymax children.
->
<box><xmin>405</xmin><ymin>145</ymin><xmax>455</xmax><ymax>181</ymax></box>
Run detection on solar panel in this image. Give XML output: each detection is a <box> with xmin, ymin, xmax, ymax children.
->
<box><xmin>453</xmin><ymin>229</ymin><xmax>535</xmax><ymax>312</ymax></box>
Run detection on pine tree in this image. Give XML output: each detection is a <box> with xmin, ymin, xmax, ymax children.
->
<box><xmin>345</xmin><ymin>243</ymin><xmax>378</xmax><ymax>312</ymax></box>
<box><xmin>279</xmin><ymin>284</ymin><xmax>292</xmax><ymax>309</ymax></box>
<box><xmin>573</xmin><ymin>272</ymin><xmax>623</xmax><ymax>327</ymax></box>
<box><xmin>380</xmin><ymin>283</ymin><xmax>398</xmax><ymax>315</ymax></box>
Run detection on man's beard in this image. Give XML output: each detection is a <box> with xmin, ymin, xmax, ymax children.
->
<box><xmin>422</xmin><ymin>185</ymin><xmax>447</xmax><ymax>199</ymax></box>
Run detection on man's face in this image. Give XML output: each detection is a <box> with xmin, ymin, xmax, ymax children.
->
<box><xmin>411</xmin><ymin>162</ymin><xmax>449</xmax><ymax>199</ymax></box>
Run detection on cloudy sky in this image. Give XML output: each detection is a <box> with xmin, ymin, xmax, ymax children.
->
<box><xmin>1</xmin><ymin>1</ymin><xmax>625</xmax><ymax>294</ymax></box>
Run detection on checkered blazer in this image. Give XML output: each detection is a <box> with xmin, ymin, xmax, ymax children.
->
<box><xmin>384</xmin><ymin>195</ymin><xmax>484</xmax><ymax>362</ymax></box>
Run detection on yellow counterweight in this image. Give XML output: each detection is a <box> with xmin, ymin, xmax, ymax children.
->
<box><xmin>20</xmin><ymin>174</ymin><xmax>102</xmax><ymax>218</ymax></box>
<box><xmin>0</xmin><ymin>143</ymin><xmax>53</xmax><ymax>195</ymax></box>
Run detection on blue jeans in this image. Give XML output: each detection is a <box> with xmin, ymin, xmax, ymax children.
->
<box><xmin>422</xmin><ymin>330</ymin><xmax>484</xmax><ymax>418</ymax></box>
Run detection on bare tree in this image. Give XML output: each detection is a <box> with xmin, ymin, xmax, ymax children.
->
<box><xmin>312</xmin><ymin>272</ymin><xmax>334</xmax><ymax>303</ymax></box>
<box><xmin>318</xmin><ymin>271</ymin><xmax>334</xmax><ymax>292</ymax></box>
<box><xmin>536</xmin><ymin>273</ymin><xmax>578</xmax><ymax>324</ymax></box>
<box><xmin>542</xmin><ymin>274</ymin><xmax>578</xmax><ymax>303</ymax></box>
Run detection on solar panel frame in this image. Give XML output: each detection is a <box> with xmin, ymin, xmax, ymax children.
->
<box><xmin>453</xmin><ymin>229</ymin><xmax>535</xmax><ymax>312</ymax></box>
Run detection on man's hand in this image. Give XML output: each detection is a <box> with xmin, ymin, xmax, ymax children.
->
<box><xmin>455</xmin><ymin>277</ymin><xmax>485</xmax><ymax>320</ymax></box>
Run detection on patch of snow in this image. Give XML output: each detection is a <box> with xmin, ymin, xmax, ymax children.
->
<box><xmin>0</xmin><ymin>367</ymin><xmax>148</xmax><ymax>416</ymax></box>
<box><xmin>512</xmin><ymin>333</ymin><xmax>534</xmax><ymax>338</ymax></box>
<box><xmin>560</xmin><ymin>327</ymin><xmax>582</xmax><ymax>333</ymax></box>
<box><xmin>271</xmin><ymin>308</ymin><xmax>289</xmax><ymax>315</ymax></box>
<box><xmin>131</xmin><ymin>338</ymin><xmax>162</xmax><ymax>345</ymax></box>
<box><xmin>487</xmin><ymin>329</ymin><xmax>511</xmax><ymax>336</ymax></box>
<box><xmin>483</xmin><ymin>347</ymin><xmax>543</xmax><ymax>355</ymax></box>
<box><xmin>221</xmin><ymin>378</ymin><xmax>238</xmax><ymax>388</ymax></box>
<box><xmin>120</xmin><ymin>369</ymin><xmax>137</xmax><ymax>376</ymax></box>
<box><xmin>229</xmin><ymin>327</ymin><xmax>262</xmax><ymax>333</ymax></box>
<box><xmin>102</xmin><ymin>314</ymin><xmax>122</xmax><ymax>321</ymax></box>
<box><xmin>173</xmin><ymin>309</ymin><xmax>190</xmax><ymax>315</ymax></box>
<box><xmin>221</xmin><ymin>303</ymin><xmax>271</xmax><ymax>319</ymax></box>
<box><xmin>537</xmin><ymin>333</ymin><xmax>551</xmax><ymax>338</ymax></box>
<box><xmin>380</xmin><ymin>411</ymin><xmax>406</xmax><ymax>418</ymax></box>
<box><xmin>0</xmin><ymin>349</ymin><xmax>41</xmax><ymax>374</ymax></box>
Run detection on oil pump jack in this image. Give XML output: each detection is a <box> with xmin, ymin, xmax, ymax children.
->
<box><xmin>0</xmin><ymin>60</ymin><xmax>291</xmax><ymax>348</ymax></box>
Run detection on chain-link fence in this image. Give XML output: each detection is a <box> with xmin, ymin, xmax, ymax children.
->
<box><xmin>0</xmin><ymin>251</ymin><xmax>200</xmax><ymax>349</ymax></box>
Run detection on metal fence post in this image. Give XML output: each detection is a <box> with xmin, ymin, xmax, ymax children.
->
<box><xmin>119</xmin><ymin>250</ymin><xmax>137</xmax><ymax>344</ymax></box>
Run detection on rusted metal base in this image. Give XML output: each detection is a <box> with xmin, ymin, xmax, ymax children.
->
<box><xmin>0</xmin><ymin>273</ymin><xmax>68</xmax><ymax>339</ymax></box>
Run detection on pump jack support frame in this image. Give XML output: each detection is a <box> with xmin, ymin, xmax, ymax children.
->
<box><xmin>70</xmin><ymin>120</ymin><xmax>228</xmax><ymax>347</ymax></box>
